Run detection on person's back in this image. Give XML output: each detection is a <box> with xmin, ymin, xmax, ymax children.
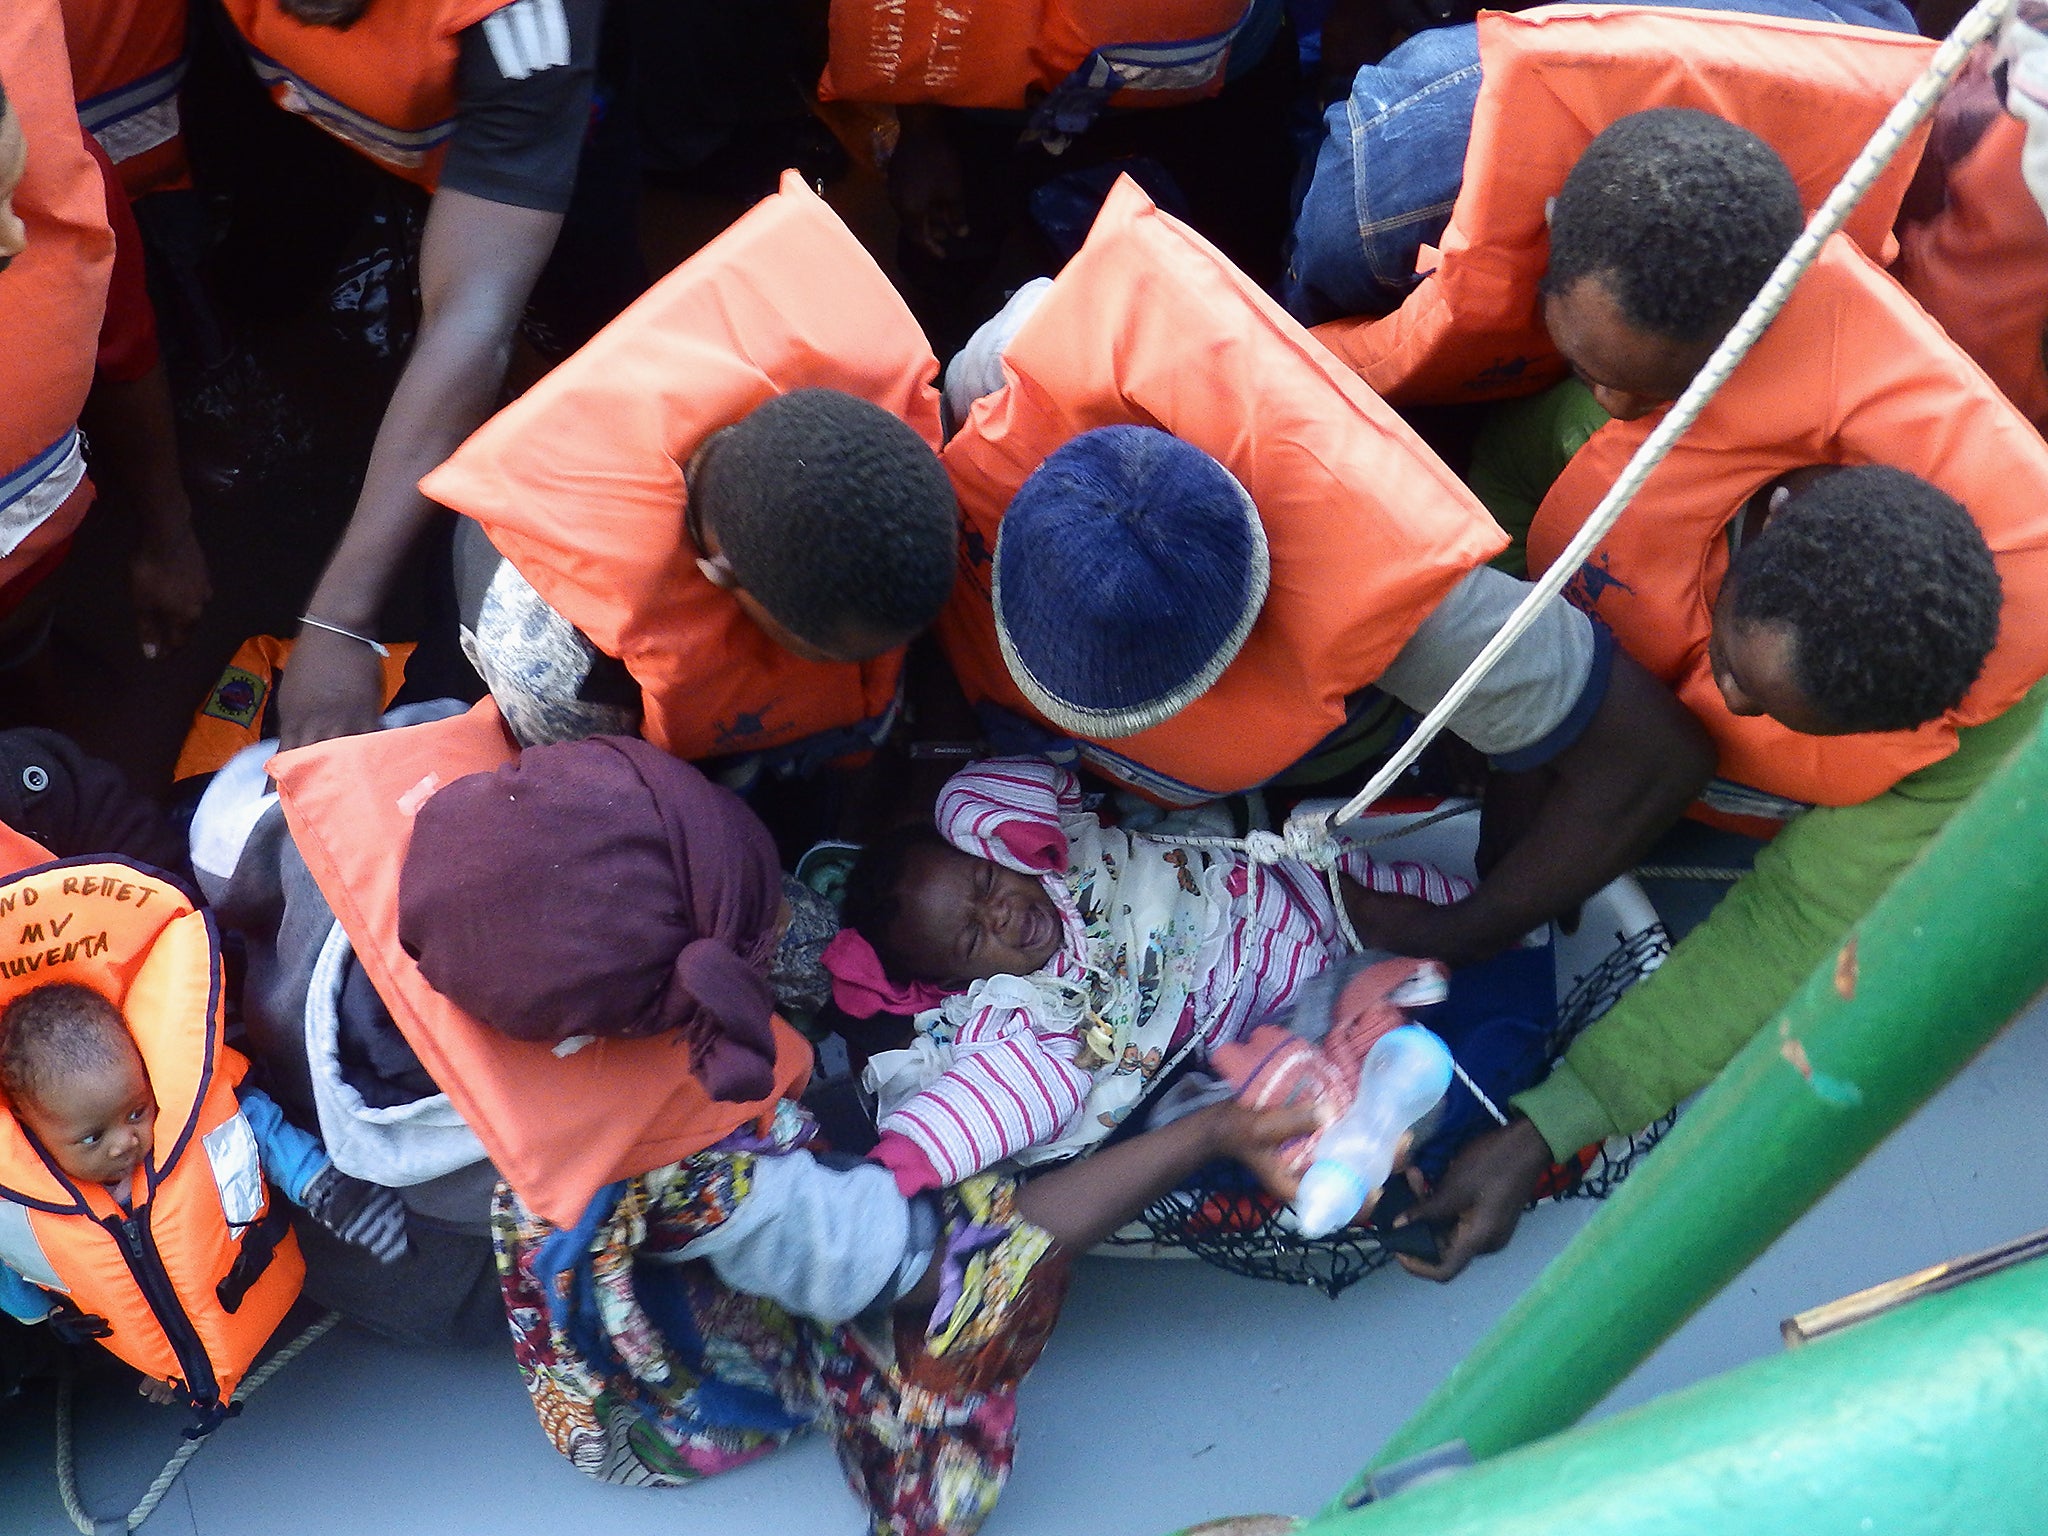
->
<box><xmin>420</xmin><ymin>178</ymin><xmax>960</xmax><ymax>781</ymax></box>
<box><xmin>1287</xmin><ymin>0</ymin><xmax>1920</xmax><ymax>321</ymax></box>
<box><xmin>0</xmin><ymin>4</ymin><xmax>114</xmax><ymax>638</ymax></box>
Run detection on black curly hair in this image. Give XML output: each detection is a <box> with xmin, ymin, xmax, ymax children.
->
<box><xmin>695</xmin><ymin>389</ymin><xmax>959</xmax><ymax>657</ymax></box>
<box><xmin>1728</xmin><ymin>466</ymin><xmax>2002</xmax><ymax>733</ymax></box>
<box><xmin>1543</xmin><ymin>109</ymin><xmax>1804</xmax><ymax>344</ymax></box>
<box><xmin>838</xmin><ymin>823</ymin><xmax>953</xmax><ymax>983</ymax></box>
<box><xmin>0</xmin><ymin>983</ymin><xmax>132</xmax><ymax>1107</ymax></box>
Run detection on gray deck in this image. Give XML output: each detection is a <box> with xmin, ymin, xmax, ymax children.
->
<box><xmin>6</xmin><ymin>988</ymin><xmax>2043</xmax><ymax>1535</ymax></box>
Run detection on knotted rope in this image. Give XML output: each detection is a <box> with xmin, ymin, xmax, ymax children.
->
<box><xmin>55</xmin><ymin>1310</ymin><xmax>342</xmax><ymax>1533</ymax></box>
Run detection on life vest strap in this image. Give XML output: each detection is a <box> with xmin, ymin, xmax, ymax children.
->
<box><xmin>214</xmin><ymin>1200</ymin><xmax>293</xmax><ymax>1315</ymax></box>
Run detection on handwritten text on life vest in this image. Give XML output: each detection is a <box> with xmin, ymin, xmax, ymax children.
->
<box><xmin>0</xmin><ymin>875</ymin><xmax>156</xmax><ymax>977</ymax></box>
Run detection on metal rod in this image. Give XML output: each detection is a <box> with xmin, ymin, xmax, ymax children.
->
<box><xmin>1335</xmin><ymin>704</ymin><xmax>2048</xmax><ymax>1500</ymax></box>
<box><xmin>1283</xmin><ymin>1245</ymin><xmax>2048</xmax><ymax>1534</ymax></box>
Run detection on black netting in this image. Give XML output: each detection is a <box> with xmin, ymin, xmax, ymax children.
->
<box><xmin>1104</xmin><ymin>922</ymin><xmax>1677</xmax><ymax>1297</ymax></box>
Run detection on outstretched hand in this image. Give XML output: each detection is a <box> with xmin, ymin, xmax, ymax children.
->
<box><xmin>129</xmin><ymin>517</ymin><xmax>212</xmax><ymax>660</ymax></box>
<box><xmin>1393</xmin><ymin>1115</ymin><xmax>1554</xmax><ymax>1281</ymax></box>
<box><xmin>1211</xmin><ymin>1098</ymin><xmax>1326</xmax><ymax>1206</ymax></box>
<box><xmin>1340</xmin><ymin>886</ymin><xmax>1490</xmax><ymax>967</ymax></box>
<box><xmin>275</xmin><ymin>622</ymin><xmax>387</xmax><ymax>750</ymax></box>
<box><xmin>302</xmin><ymin>1164</ymin><xmax>411</xmax><ymax>1264</ymax></box>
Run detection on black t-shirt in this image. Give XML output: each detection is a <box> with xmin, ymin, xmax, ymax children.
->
<box><xmin>438</xmin><ymin>0</ymin><xmax>604</xmax><ymax>214</ymax></box>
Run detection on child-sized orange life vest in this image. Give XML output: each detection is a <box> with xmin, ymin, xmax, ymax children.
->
<box><xmin>0</xmin><ymin>0</ymin><xmax>114</xmax><ymax>597</ymax></box>
<box><xmin>269</xmin><ymin>703</ymin><xmax>814</xmax><ymax>1229</ymax></box>
<box><xmin>1312</xmin><ymin>6</ymin><xmax>1934</xmax><ymax>407</ymax></box>
<box><xmin>1895</xmin><ymin>111</ymin><xmax>2048</xmax><ymax>432</ymax></box>
<box><xmin>937</xmin><ymin>177</ymin><xmax>1508</xmax><ymax>806</ymax></box>
<box><xmin>818</xmin><ymin>0</ymin><xmax>1254</xmax><ymax>113</ymax></box>
<box><xmin>421</xmin><ymin>173</ymin><xmax>942</xmax><ymax>768</ymax></box>
<box><xmin>59</xmin><ymin>0</ymin><xmax>191</xmax><ymax>200</ymax></box>
<box><xmin>1527</xmin><ymin>236</ymin><xmax>2048</xmax><ymax>811</ymax></box>
<box><xmin>0</xmin><ymin>858</ymin><xmax>305</xmax><ymax>1418</ymax></box>
<box><xmin>216</xmin><ymin>0</ymin><xmax>511</xmax><ymax>189</ymax></box>
<box><xmin>173</xmin><ymin>634</ymin><xmax>415</xmax><ymax>784</ymax></box>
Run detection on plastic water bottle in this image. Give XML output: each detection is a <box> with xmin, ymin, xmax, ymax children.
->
<box><xmin>1291</xmin><ymin>1025</ymin><xmax>1455</xmax><ymax>1239</ymax></box>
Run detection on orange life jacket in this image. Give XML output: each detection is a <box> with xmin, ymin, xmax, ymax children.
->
<box><xmin>1894</xmin><ymin>111</ymin><xmax>2048</xmax><ymax>432</ymax></box>
<box><xmin>60</xmin><ymin>0</ymin><xmax>190</xmax><ymax>199</ymax></box>
<box><xmin>0</xmin><ymin>859</ymin><xmax>305</xmax><ymax>1417</ymax></box>
<box><xmin>0</xmin><ymin>0</ymin><xmax>114</xmax><ymax>597</ymax></box>
<box><xmin>173</xmin><ymin>634</ymin><xmax>415</xmax><ymax>783</ymax></box>
<box><xmin>420</xmin><ymin>173</ymin><xmax>940</xmax><ymax>767</ymax></box>
<box><xmin>217</xmin><ymin>0</ymin><xmax>510</xmax><ymax>189</ymax></box>
<box><xmin>1312</xmin><ymin>6</ymin><xmax>1935</xmax><ymax>407</ymax></box>
<box><xmin>1527</xmin><ymin>235</ymin><xmax>2048</xmax><ymax>811</ymax></box>
<box><xmin>937</xmin><ymin>176</ymin><xmax>1509</xmax><ymax>805</ymax></box>
<box><xmin>269</xmin><ymin>701</ymin><xmax>815</xmax><ymax>1229</ymax></box>
<box><xmin>818</xmin><ymin>0</ymin><xmax>1255</xmax><ymax>112</ymax></box>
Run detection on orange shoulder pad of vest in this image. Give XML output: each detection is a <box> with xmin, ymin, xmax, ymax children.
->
<box><xmin>818</xmin><ymin>0</ymin><xmax>1251</xmax><ymax>109</ymax></box>
<box><xmin>1317</xmin><ymin>5</ymin><xmax>1936</xmax><ymax>407</ymax></box>
<box><xmin>270</xmin><ymin>704</ymin><xmax>814</xmax><ymax>1227</ymax></box>
<box><xmin>1529</xmin><ymin>236</ymin><xmax>2048</xmax><ymax>806</ymax></box>
<box><xmin>419</xmin><ymin>172</ymin><xmax>936</xmax><ymax>762</ymax></box>
<box><xmin>937</xmin><ymin>175</ymin><xmax>1506</xmax><ymax>801</ymax></box>
<box><xmin>2</xmin><ymin>0</ymin><xmax>116</xmax><ymax>476</ymax></box>
<box><xmin>1895</xmin><ymin>111</ymin><xmax>2048</xmax><ymax>430</ymax></box>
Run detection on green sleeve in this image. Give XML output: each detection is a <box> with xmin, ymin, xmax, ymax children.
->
<box><xmin>1465</xmin><ymin>379</ymin><xmax>1610</xmax><ymax>576</ymax></box>
<box><xmin>1514</xmin><ymin>680</ymin><xmax>2048</xmax><ymax>1157</ymax></box>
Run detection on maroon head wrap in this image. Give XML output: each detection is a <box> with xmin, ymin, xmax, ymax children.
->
<box><xmin>396</xmin><ymin>736</ymin><xmax>783</xmax><ymax>1101</ymax></box>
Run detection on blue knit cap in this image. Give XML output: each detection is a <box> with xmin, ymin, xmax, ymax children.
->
<box><xmin>993</xmin><ymin>425</ymin><xmax>1270</xmax><ymax>738</ymax></box>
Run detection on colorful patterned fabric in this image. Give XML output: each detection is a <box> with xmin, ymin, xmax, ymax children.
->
<box><xmin>492</xmin><ymin>1116</ymin><xmax>1068</xmax><ymax>1535</ymax></box>
<box><xmin>869</xmin><ymin>757</ymin><xmax>1474</xmax><ymax>1182</ymax></box>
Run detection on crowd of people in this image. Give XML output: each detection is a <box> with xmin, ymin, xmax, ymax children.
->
<box><xmin>2</xmin><ymin>0</ymin><xmax>2047</xmax><ymax>1530</ymax></box>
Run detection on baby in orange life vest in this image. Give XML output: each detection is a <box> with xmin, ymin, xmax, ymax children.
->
<box><xmin>0</xmin><ymin>982</ymin><xmax>407</xmax><ymax>1399</ymax></box>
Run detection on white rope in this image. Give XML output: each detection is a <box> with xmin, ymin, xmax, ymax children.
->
<box><xmin>55</xmin><ymin>1310</ymin><xmax>343</xmax><ymax>1533</ymax></box>
<box><xmin>1121</xmin><ymin>0</ymin><xmax>2012</xmax><ymax>969</ymax></box>
<box><xmin>1149</xmin><ymin>802</ymin><xmax>1479</xmax><ymax>953</ymax></box>
<box><xmin>1302</xmin><ymin>0</ymin><xmax>2019</xmax><ymax>842</ymax></box>
<box><xmin>1452</xmin><ymin>1060</ymin><xmax>1510</xmax><ymax>1127</ymax></box>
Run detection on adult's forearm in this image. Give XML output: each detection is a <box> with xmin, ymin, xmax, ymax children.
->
<box><xmin>80</xmin><ymin>362</ymin><xmax>190</xmax><ymax>541</ymax></box>
<box><xmin>1012</xmin><ymin>1105</ymin><xmax>1229</xmax><ymax>1256</ymax></box>
<box><xmin>303</xmin><ymin>188</ymin><xmax>563</xmax><ymax>630</ymax></box>
<box><xmin>300</xmin><ymin>323</ymin><xmax>512</xmax><ymax>629</ymax></box>
<box><xmin>1514</xmin><ymin>686</ymin><xmax>2048</xmax><ymax>1153</ymax></box>
<box><xmin>1450</xmin><ymin>659</ymin><xmax>1715</xmax><ymax>960</ymax></box>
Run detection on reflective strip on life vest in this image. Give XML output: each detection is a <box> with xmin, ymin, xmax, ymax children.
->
<box><xmin>241</xmin><ymin>43</ymin><xmax>455</xmax><ymax>168</ymax></box>
<box><xmin>1698</xmin><ymin>777</ymin><xmax>1810</xmax><ymax>824</ymax></box>
<box><xmin>76</xmin><ymin>55</ymin><xmax>186</xmax><ymax>165</ymax></box>
<box><xmin>0</xmin><ymin>432</ymin><xmax>87</xmax><ymax>561</ymax></box>
<box><xmin>0</xmin><ymin>1199</ymin><xmax>66</xmax><ymax>1291</ymax></box>
<box><xmin>1091</xmin><ymin>17</ymin><xmax>1245</xmax><ymax>92</ymax></box>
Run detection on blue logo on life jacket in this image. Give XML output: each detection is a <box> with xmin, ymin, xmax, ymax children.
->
<box><xmin>1564</xmin><ymin>552</ymin><xmax>1634</xmax><ymax>614</ymax></box>
<box><xmin>1465</xmin><ymin>355</ymin><xmax>1535</xmax><ymax>391</ymax></box>
<box><xmin>714</xmin><ymin>701</ymin><xmax>783</xmax><ymax>747</ymax></box>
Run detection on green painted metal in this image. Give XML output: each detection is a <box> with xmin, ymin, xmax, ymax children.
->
<box><xmin>1341</xmin><ymin>708</ymin><xmax>2048</xmax><ymax>1501</ymax></box>
<box><xmin>1291</xmin><ymin>1251</ymin><xmax>2048</xmax><ymax>1535</ymax></box>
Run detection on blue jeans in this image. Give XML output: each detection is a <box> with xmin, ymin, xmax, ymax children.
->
<box><xmin>1283</xmin><ymin>0</ymin><xmax>1920</xmax><ymax>323</ymax></box>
